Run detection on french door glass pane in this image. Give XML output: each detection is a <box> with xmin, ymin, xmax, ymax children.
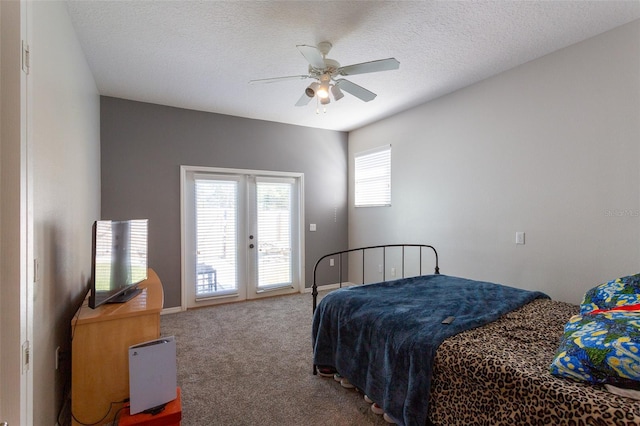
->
<box><xmin>256</xmin><ymin>180</ymin><xmax>292</xmax><ymax>289</ymax></box>
<box><xmin>195</xmin><ymin>178</ymin><xmax>238</xmax><ymax>297</ymax></box>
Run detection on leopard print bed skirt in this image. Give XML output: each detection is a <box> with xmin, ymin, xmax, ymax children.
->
<box><xmin>429</xmin><ymin>299</ymin><xmax>640</xmax><ymax>425</ymax></box>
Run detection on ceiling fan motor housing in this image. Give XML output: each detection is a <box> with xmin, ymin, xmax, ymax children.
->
<box><xmin>308</xmin><ymin>58</ymin><xmax>340</xmax><ymax>77</ymax></box>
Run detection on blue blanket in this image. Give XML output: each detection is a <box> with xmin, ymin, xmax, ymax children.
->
<box><xmin>312</xmin><ymin>274</ymin><xmax>548</xmax><ymax>426</ymax></box>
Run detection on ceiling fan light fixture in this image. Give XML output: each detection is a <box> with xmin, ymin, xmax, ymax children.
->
<box><xmin>331</xmin><ymin>84</ymin><xmax>344</xmax><ymax>101</ymax></box>
<box><xmin>320</xmin><ymin>96</ymin><xmax>330</xmax><ymax>105</ymax></box>
<box><xmin>316</xmin><ymin>73</ymin><xmax>331</xmax><ymax>99</ymax></box>
<box><xmin>305</xmin><ymin>82</ymin><xmax>319</xmax><ymax>98</ymax></box>
<box><xmin>317</xmin><ymin>84</ymin><xmax>330</xmax><ymax>99</ymax></box>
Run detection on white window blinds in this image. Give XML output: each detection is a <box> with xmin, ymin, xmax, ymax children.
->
<box><xmin>354</xmin><ymin>145</ymin><xmax>391</xmax><ymax>207</ymax></box>
<box><xmin>194</xmin><ymin>177</ymin><xmax>239</xmax><ymax>296</ymax></box>
<box><xmin>256</xmin><ymin>178</ymin><xmax>293</xmax><ymax>289</ymax></box>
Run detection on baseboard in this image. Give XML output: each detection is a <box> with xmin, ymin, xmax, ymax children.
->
<box><xmin>302</xmin><ymin>282</ymin><xmax>357</xmax><ymax>293</ymax></box>
<box><xmin>161</xmin><ymin>286</ymin><xmax>354</xmax><ymax>312</ymax></box>
<box><xmin>161</xmin><ymin>306</ymin><xmax>183</xmax><ymax>315</ymax></box>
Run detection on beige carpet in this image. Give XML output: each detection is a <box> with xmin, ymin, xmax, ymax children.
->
<box><xmin>160</xmin><ymin>291</ymin><xmax>389</xmax><ymax>425</ymax></box>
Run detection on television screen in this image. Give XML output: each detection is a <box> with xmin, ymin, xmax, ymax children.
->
<box><xmin>89</xmin><ymin>219</ymin><xmax>148</xmax><ymax>309</ymax></box>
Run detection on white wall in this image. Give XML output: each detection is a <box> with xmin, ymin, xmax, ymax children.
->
<box><xmin>349</xmin><ymin>20</ymin><xmax>640</xmax><ymax>304</ymax></box>
<box><xmin>29</xmin><ymin>1</ymin><xmax>100</xmax><ymax>424</ymax></box>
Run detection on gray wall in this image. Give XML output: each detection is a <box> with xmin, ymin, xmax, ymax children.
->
<box><xmin>349</xmin><ymin>20</ymin><xmax>640</xmax><ymax>304</ymax></box>
<box><xmin>100</xmin><ymin>97</ymin><xmax>348</xmax><ymax>308</ymax></box>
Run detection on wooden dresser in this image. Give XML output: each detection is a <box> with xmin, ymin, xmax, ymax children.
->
<box><xmin>71</xmin><ymin>268</ymin><xmax>164</xmax><ymax>425</ymax></box>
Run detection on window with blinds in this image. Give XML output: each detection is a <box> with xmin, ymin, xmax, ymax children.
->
<box><xmin>354</xmin><ymin>145</ymin><xmax>391</xmax><ymax>207</ymax></box>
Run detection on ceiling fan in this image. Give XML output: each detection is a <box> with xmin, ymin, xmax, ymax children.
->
<box><xmin>249</xmin><ymin>41</ymin><xmax>400</xmax><ymax>108</ymax></box>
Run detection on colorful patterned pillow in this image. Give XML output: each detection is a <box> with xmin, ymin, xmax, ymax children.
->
<box><xmin>581</xmin><ymin>274</ymin><xmax>640</xmax><ymax>315</ymax></box>
<box><xmin>550</xmin><ymin>309</ymin><xmax>640</xmax><ymax>385</ymax></box>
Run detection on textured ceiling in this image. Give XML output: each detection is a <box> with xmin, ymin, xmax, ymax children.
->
<box><xmin>66</xmin><ymin>1</ymin><xmax>640</xmax><ymax>132</ymax></box>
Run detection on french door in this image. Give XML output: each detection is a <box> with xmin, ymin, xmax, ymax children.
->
<box><xmin>181</xmin><ymin>166</ymin><xmax>304</xmax><ymax>309</ymax></box>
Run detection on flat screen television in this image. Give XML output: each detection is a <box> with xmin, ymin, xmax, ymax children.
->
<box><xmin>89</xmin><ymin>219</ymin><xmax>149</xmax><ymax>309</ymax></box>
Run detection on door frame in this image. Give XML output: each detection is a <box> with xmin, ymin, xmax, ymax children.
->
<box><xmin>1</xmin><ymin>0</ymin><xmax>33</xmax><ymax>423</ymax></box>
<box><xmin>179</xmin><ymin>165</ymin><xmax>305</xmax><ymax>311</ymax></box>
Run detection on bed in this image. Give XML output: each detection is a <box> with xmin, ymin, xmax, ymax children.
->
<box><xmin>311</xmin><ymin>244</ymin><xmax>640</xmax><ymax>426</ymax></box>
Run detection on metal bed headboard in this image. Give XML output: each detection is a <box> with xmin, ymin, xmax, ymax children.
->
<box><xmin>312</xmin><ymin>244</ymin><xmax>439</xmax><ymax>312</ymax></box>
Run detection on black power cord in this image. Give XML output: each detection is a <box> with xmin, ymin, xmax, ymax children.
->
<box><xmin>111</xmin><ymin>405</ymin><xmax>128</xmax><ymax>426</ymax></box>
<box><xmin>71</xmin><ymin>397</ymin><xmax>129</xmax><ymax>426</ymax></box>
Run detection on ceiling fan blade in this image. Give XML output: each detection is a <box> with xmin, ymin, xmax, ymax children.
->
<box><xmin>338</xmin><ymin>58</ymin><xmax>400</xmax><ymax>76</ymax></box>
<box><xmin>295</xmin><ymin>91</ymin><xmax>313</xmax><ymax>107</ymax></box>
<box><xmin>249</xmin><ymin>75</ymin><xmax>310</xmax><ymax>84</ymax></box>
<box><xmin>335</xmin><ymin>79</ymin><xmax>377</xmax><ymax>102</ymax></box>
<box><xmin>296</xmin><ymin>45</ymin><xmax>326</xmax><ymax>70</ymax></box>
